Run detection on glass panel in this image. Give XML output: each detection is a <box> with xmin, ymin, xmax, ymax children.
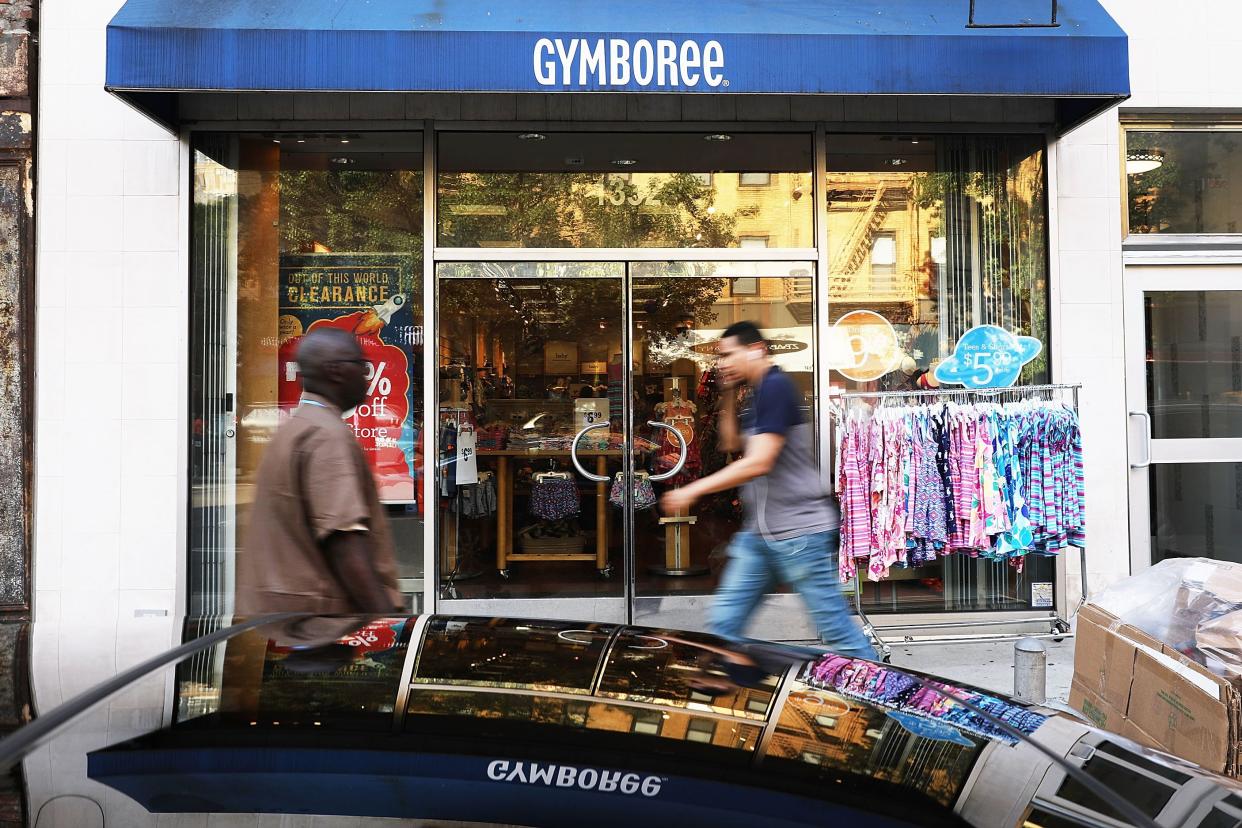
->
<box><xmin>825</xmin><ymin>134</ymin><xmax>1052</xmax><ymax>615</ymax></box>
<box><xmin>436</xmin><ymin>263</ymin><xmax>625</xmax><ymax>599</ymax></box>
<box><xmin>437</xmin><ymin>132</ymin><xmax>813</xmax><ymax>248</ymax></box>
<box><xmin>1127</xmin><ymin>131</ymin><xmax>1242</xmax><ymax>234</ymax></box>
<box><xmin>1144</xmin><ymin>291</ymin><xmax>1242</xmax><ymax>438</ymax></box>
<box><xmin>1095</xmin><ymin>741</ymin><xmax>1192</xmax><ymax>785</ymax></box>
<box><xmin>404</xmin><ymin>689</ymin><xmax>763</xmax><ymax>756</ymax></box>
<box><xmin>413</xmin><ymin>617</ymin><xmax>614</xmax><ymax>691</ymax></box>
<box><xmin>596</xmin><ymin>629</ymin><xmax>782</xmax><ymax>719</ymax></box>
<box><xmin>190</xmin><ymin>132</ymin><xmax>425</xmax><ymax>617</ymax></box>
<box><xmin>763</xmin><ymin>680</ymin><xmax>985</xmax><ymax>809</ymax></box>
<box><xmin>1055</xmin><ymin>756</ymin><xmax>1177</xmax><ymax>821</ymax></box>
<box><xmin>1022</xmin><ymin>807</ymin><xmax>1103</xmax><ymax>828</ymax></box>
<box><xmin>1150</xmin><ymin>464</ymin><xmax>1242</xmax><ymax>564</ymax></box>
<box><xmin>628</xmin><ymin>261</ymin><xmax>820</xmax><ymax>601</ymax></box>
<box><xmin>825</xmin><ymin>133</ymin><xmax>1049</xmax><ymax>384</ymax></box>
<box><xmin>855</xmin><ymin>554</ymin><xmax>1057</xmax><ymax>614</ymax></box>
<box><xmin>177</xmin><ymin>616</ymin><xmax>413</xmax><ymax>731</ymax></box>
<box><xmin>1195</xmin><ymin>807</ymin><xmax>1242</xmax><ymax>828</ymax></box>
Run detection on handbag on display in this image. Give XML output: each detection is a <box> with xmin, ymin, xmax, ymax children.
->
<box><xmin>529</xmin><ymin>470</ymin><xmax>580</xmax><ymax>521</ymax></box>
<box><xmin>609</xmin><ymin>471</ymin><xmax>657</xmax><ymax>511</ymax></box>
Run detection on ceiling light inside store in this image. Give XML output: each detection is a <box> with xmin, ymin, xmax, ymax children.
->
<box><xmin>704</xmin><ymin>134</ymin><xmax>732</xmax><ymax>142</ymax></box>
<box><xmin>1126</xmin><ymin>149</ymin><xmax>1165</xmax><ymax>175</ymax></box>
<box><xmin>518</xmin><ymin>132</ymin><xmax>547</xmax><ymax>141</ymax></box>
<box><xmin>340</xmin><ymin>138</ymin><xmax>351</xmax><ymax>144</ymax></box>
<box><xmin>611</xmin><ymin>159</ymin><xmax>637</xmax><ymax>166</ymax></box>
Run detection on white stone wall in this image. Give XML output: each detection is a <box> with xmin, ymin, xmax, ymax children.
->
<box><xmin>32</xmin><ymin>1</ymin><xmax>184</xmax><ymax>823</ymax></box>
<box><xmin>1052</xmin><ymin>104</ymin><xmax>1127</xmax><ymax>598</ymax></box>
<box><xmin>1053</xmin><ymin>0</ymin><xmax>1242</xmax><ymax>596</ymax></box>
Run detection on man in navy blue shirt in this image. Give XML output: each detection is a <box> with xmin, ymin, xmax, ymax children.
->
<box><xmin>660</xmin><ymin>321</ymin><xmax>874</xmax><ymax>658</ymax></box>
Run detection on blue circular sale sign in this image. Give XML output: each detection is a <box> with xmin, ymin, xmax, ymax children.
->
<box><xmin>933</xmin><ymin>325</ymin><xmax>1042</xmax><ymax>389</ymax></box>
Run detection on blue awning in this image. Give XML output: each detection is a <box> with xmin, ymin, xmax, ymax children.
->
<box><xmin>106</xmin><ymin>0</ymin><xmax>1128</xmax><ymax>119</ymax></box>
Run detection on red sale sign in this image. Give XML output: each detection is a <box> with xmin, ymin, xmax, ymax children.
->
<box><xmin>278</xmin><ymin>255</ymin><xmax>418</xmax><ymax>503</ymax></box>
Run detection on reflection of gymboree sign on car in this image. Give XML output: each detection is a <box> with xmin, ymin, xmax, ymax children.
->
<box><xmin>934</xmin><ymin>325</ymin><xmax>1043</xmax><ymax>389</ymax></box>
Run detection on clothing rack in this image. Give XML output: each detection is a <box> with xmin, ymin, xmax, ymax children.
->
<box><xmin>830</xmin><ymin>383</ymin><xmax>1085</xmax><ymax>660</ymax></box>
<box><xmin>438</xmin><ymin>406</ymin><xmax>485</xmax><ymax>595</ymax></box>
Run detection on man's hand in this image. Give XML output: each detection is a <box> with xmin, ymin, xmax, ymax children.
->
<box><xmin>323</xmin><ymin>530</ymin><xmax>396</xmax><ymax>613</ymax></box>
<box><xmin>660</xmin><ymin>485</ymin><xmax>699</xmax><ymax>515</ymax></box>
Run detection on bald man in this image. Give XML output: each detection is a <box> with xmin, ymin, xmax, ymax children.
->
<box><xmin>238</xmin><ymin>328</ymin><xmax>403</xmax><ymax>615</ymax></box>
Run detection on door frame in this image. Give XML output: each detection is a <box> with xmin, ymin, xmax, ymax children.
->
<box><xmin>433</xmin><ymin>259</ymin><xmax>823</xmax><ymax>638</ymax></box>
<box><xmin>1123</xmin><ymin>265</ymin><xmax>1242</xmax><ymax>572</ymax></box>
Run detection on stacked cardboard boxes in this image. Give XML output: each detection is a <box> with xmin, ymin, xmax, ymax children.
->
<box><xmin>1070</xmin><ymin>560</ymin><xmax>1242</xmax><ymax>779</ymax></box>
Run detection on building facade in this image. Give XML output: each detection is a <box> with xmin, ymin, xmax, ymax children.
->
<box><xmin>32</xmin><ymin>0</ymin><xmax>1241</xmax><ymax>760</ymax></box>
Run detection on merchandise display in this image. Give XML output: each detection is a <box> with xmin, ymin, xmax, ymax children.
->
<box><xmin>835</xmin><ymin>397</ymin><xmax>1086</xmax><ymax>583</ymax></box>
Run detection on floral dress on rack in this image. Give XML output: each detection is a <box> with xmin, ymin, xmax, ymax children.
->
<box><xmin>908</xmin><ymin>411</ymin><xmax>949</xmax><ymax>565</ymax></box>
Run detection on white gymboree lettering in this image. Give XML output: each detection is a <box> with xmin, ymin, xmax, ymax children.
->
<box><xmin>533</xmin><ymin>37</ymin><xmax>725</xmax><ymax>88</ymax></box>
<box><xmin>484</xmin><ymin>760</ymin><xmax>664</xmax><ymax>797</ymax></box>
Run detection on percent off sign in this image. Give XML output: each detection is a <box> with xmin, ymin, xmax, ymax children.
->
<box><xmin>365</xmin><ymin>361</ymin><xmax>393</xmax><ymax>396</ymax></box>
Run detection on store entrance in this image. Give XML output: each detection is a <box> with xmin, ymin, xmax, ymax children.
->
<box><xmin>1125</xmin><ymin>267</ymin><xmax>1242</xmax><ymax>570</ymax></box>
<box><xmin>435</xmin><ymin>260</ymin><xmax>819</xmax><ymax>632</ymax></box>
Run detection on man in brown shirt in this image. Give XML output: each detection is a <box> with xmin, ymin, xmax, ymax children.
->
<box><xmin>237</xmin><ymin>328</ymin><xmax>403</xmax><ymax>615</ymax></box>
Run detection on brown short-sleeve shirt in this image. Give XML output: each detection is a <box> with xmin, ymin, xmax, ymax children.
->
<box><xmin>237</xmin><ymin>393</ymin><xmax>402</xmax><ymax>615</ymax></box>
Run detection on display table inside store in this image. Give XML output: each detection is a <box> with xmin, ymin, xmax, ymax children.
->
<box><xmin>480</xmin><ymin>449</ymin><xmax>619</xmax><ymax>577</ymax></box>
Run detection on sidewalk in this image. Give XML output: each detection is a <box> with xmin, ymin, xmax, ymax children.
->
<box><xmin>886</xmin><ymin>638</ymin><xmax>1076</xmax><ymax>703</ymax></box>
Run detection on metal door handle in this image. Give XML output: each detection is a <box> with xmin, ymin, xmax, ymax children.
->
<box><xmin>570</xmin><ymin>422</ymin><xmax>610</xmax><ymax>482</ymax></box>
<box><xmin>1129</xmin><ymin>410</ymin><xmax>1152</xmax><ymax>469</ymax></box>
<box><xmin>648</xmin><ymin>421</ymin><xmax>688</xmax><ymax>482</ymax></box>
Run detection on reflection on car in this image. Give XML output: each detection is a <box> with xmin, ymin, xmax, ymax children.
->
<box><xmin>87</xmin><ymin>615</ymin><xmax>1242</xmax><ymax>828</ymax></box>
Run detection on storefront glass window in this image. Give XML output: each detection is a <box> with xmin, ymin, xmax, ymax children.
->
<box><xmin>1126</xmin><ymin>130</ymin><xmax>1242</xmax><ymax>235</ymax></box>
<box><xmin>190</xmin><ymin>132</ymin><xmax>425</xmax><ymax>617</ymax></box>
<box><xmin>825</xmin><ymin>134</ymin><xmax>1053</xmax><ymax>613</ymax></box>
<box><xmin>437</xmin><ymin>132</ymin><xmax>814</xmax><ymax>248</ymax></box>
<box><xmin>826</xmin><ymin>134</ymin><xmax>1049</xmax><ymax>388</ymax></box>
<box><xmin>435</xmin><ymin>260</ymin><xmax>820</xmax><ymax>609</ymax></box>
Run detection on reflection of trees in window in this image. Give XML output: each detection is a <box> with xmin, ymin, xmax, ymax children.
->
<box><xmin>1127</xmin><ymin>131</ymin><xmax>1241</xmax><ymax>234</ymax></box>
<box><xmin>907</xmin><ymin>137</ymin><xmax>1048</xmax><ymax>382</ymax></box>
<box><xmin>438</xmin><ymin>172</ymin><xmax>746</xmax><ymax>248</ymax></box>
<box><xmin>279</xmin><ymin>169</ymin><xmax>424</xmax><ymax>256</ymax></box>
<box><xmin>278</xmin><ymin>168</ymin><xmax>424</xmax><ymax>311</ymax></box>
<box><xmin>440</xmin><ymin>271</ymin><xmax>726</xmax><ymax>356</ymax></box>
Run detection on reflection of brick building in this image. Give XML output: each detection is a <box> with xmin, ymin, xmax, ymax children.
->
<box><xmin>769</xmin><ymin>685</ymin><xmax>875</xmax><ymax>770</ymax></box>
<box><xmin>766</xmin><ymin>682</ymin><xmax>979</xmax><ymax>808</ymax></box>
<box><xmin>826</xmin><ymin>173</ymin><xmax>936</xmax><ymax>327</ymax></box>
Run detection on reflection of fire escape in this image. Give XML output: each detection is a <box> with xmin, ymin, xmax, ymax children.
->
<box><xmin>829</xmin><ymin>184</ymin><xmax>888</xmax><ymax>299</ymax></box>
<box><xmin>783</xmin><ymin>276</ymin><xmax>815</xmax><ymax>324</ymax></box>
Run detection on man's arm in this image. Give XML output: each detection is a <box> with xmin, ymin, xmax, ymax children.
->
<box><xmin>660</xmin><ymin>432</ymin><xmax>784</xmax><ymax>513</ymax></box>
<box><xmin>716</xmin><ymin>387</ymin><xmax>742</xmax><ymax>454</ymax></box>
<box><xmin>323</xmin><ymin>531</ymin><xmax>401</xmax><ymax>613</ymax></box>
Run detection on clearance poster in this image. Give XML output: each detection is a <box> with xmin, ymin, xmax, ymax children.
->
<box><xmin>278</xmin><ymin>254</ymin><xmax>418</xmax><ymax>504</ymax></box>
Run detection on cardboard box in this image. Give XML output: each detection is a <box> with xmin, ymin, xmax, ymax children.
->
<box><xmin>1071</xmin><ymin>602</ymin><xmax>1241</xmax><ymax>778</ymax></box>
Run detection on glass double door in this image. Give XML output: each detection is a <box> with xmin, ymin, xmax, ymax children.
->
<box><xmin>1126</xmin><ymin>268</ymin><xmax>1242</xmax><ymax>568</ymax></box>
<box><xmin>435</xmin><ymin>260</ymin><xmax>818</xmax><ymax>628</ymax></box>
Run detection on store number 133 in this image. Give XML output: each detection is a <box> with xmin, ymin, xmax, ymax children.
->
<box><xmin>597</xmin><ymin>174</ymin><xmax>652</xmax><ymax>207</ymax></box>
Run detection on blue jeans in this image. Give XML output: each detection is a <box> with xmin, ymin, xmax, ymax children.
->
<box><xmin>709</xmin><ymin>529</ymin><xmax>876</xmax><ymax>659</ymax></box>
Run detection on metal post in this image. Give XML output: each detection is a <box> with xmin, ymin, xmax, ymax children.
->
<box><xmin>1014</xmin><ymin>637</ymin><xmax>1047</xmax><ymax>704</ymax></box>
